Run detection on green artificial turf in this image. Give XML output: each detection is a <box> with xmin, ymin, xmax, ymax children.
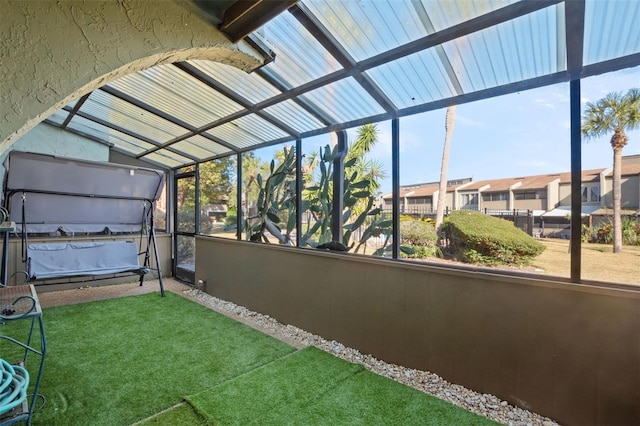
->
<box><xmin>187</xmin><ymin>346</ymin><xmax>498</xmax><ymax>426</ymax></box>
<box><xmin>1</xmin><ymin>292</ymin><xmax>295</xmax><ymax>425</ymax></box>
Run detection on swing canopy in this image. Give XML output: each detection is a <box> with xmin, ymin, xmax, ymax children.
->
<box><xmin>2</xmin><ymin>151</ymin><xmax>165</xmax><ymax>291</ymax></box>
<box><xmin>3</xmin><ymin>151</ymin><xmax>165</xmax><ymax>234</ymax></box>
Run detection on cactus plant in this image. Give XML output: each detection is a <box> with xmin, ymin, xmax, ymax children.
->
<box><xmin>244</xmin><ymin>141</ymin><xmax>393</xmax><ymax>255</ymax></box>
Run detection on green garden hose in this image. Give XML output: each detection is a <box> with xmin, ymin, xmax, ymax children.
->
<box><xmin>0</xmin><ymin>359</ymin><xmax>29</xmax><ymax>415</ymax></box>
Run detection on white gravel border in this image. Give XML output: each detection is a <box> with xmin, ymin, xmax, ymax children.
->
<box><xmin>183</xmin><ymin>289</ymin><xmax>559</xmax><ymax>426</ymax></box>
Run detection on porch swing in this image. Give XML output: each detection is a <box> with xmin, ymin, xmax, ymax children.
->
<box><xmin>1</xmin><ymin>151</ymin><xmax>165</xmax><ymax>296</ymax></box>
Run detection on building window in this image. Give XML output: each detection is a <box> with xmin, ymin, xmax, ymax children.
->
<box><xmin>582</xmin><ymin>185</ymin><xmax>600</xmax><ymax>203</ymax></box>
<box><xmin>514</xmin><ymin>190</ymin><xmax>546</xmax><ymax>200</ymax></box>
<box><xmin>482</xmin><ymin>192</ymin><xmax>508</xmax><ymax>201</ymax></box>
<box><xmin>408</xmin><ymin>197</ymin><xmax>429</xmax><ymax>205</ymax></box>
<box><xmin>461</xmin><ymin>193</ymin><xmax>478</xmax><ymax>206</ymax></box>
<box><xmin>515</xmin><ymin>191</ymin><xmax>534</xmax><ymax>200</ymax></box>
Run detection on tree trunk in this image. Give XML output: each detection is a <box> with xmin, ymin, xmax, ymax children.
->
<box><xmin>612</xmin><ymin>146</ymin><xmax>623</xmax><ymax>253</ymax></box>
<box><xmin>435</xmin><ymin>105</ymin><xmax>456</xmax><ymax>236</ymax></box>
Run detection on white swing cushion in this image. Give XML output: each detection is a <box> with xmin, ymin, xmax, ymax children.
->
<box><xmin>27</xmin><ymin>241</ymin><xmax>148</xmax><ymax>280</ymax></box>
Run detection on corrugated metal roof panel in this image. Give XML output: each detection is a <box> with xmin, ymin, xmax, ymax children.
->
<box><xmin>424</xmin><ymin>0</ymin><xmax>517</xmax><ymax>32</ymax></box>
<box><xmin>80</xmin><ymin>91</ymin><xmax>187</xmax><ymax>143</ymax></box>
<box><xmin>108</xmin><ymin>64</ymin><xmax>244</xmax><ymax>128</ymax></box>
<box><xmin>303</xmin><ymin>0</ymin><xmax>515</xmax><ymax>62</ymax></box>
<box><xmin>366</xmin><ymin>49</ymin><xmax>457</xmax><ymax>109</ymax></box>
<box><xmin>39</xmin><ymin>0</ymin><xmax>640</xmax><ymax>169</ymax></box>
<box><xmin>171</xmin><ymin>135</ymin><xmax>232</xmax><ymax>160</ymax></box>
<box><xmin>303</xmin><ymin>0</ymin><xmax>426</xmax><ymax>62</ymax></box>
<box><xmin>584</xmin><ymin>0</ymin><xmax>640</xmax><ymax>65</ymax></box>
<box><xmin>441</xmin><ymin>3</ymin><xmax>565</xmax><ymax>93</ymax></box>
<box><xmin>262</xmin><ymin>100</ymin><xmax>325</xmax><ymax>133</ymax></box>
<box><xmin>141</xmin><ymin>151</ymin><xmax>193</xmax><ymax>169</ymax></box>
<box><xmin>66</xmin><ymin>116</ymin><xmax>156</xmax><ymax>155</ymax></box>
<box><xmin>221</xmin><ymin>114</ymin><xmax>290</xmax><ymax>147</ymax></box>
<box><xmin>258</xmin><ymin>10</ymin><xmax>343</xmax><ymax>89</ymax></box>
<box><xmin>204</xmin><ymin>113</ymin><xmax>291</xmax><ymax>150</ymax></box>
<box><xmin>46</xmin><ymin>110</ymin><xmax>69</xmax><ymax>126</ymax></box>
<box><xmin>300</xmin><ymin>77</ymin><xmax>386</xmax><ymax>123</ymax></box>
<box><xmin>189</xmin><ymin>60</ymin><xmax>281</xmax><ymax>104</ymax></box>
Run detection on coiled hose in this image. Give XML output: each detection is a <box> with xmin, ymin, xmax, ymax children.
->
<box><xmin>0</xmin><ymin>359</ymin><xmax>29</xmax><ymax>415</ymax></box>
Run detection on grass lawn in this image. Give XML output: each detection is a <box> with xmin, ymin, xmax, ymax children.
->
<box><xmin>532</xmin><ymin>239</ymin><xmax>640</xmax><ymax>285</ymax></box>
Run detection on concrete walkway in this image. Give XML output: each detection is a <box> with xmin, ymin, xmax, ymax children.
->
<box><xmin>36</xmin><ymin>278</ymin><xmax>189</xmax><ymax>308</ymax></box>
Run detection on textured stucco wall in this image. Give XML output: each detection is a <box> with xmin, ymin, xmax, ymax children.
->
<box><xmin>0</xmin><ymin>0</ymin><xmax>263</xmax><ymax>154</ymax></box>
<box><xmin>607</xmin><ymin>175</ymin><xmax>640</xmax><ymax>209</ymax></box>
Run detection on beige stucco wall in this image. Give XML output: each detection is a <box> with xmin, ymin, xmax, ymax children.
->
<box><xmin>602</xmin><ymin>176</ymin><xmax>640</xmax><ymax>209</ymax></box>
<box><xmin>558</xmin><ymin>183</ymin><xmax>571</xmax><ymax>206</ymax></box>
<box><xmin>546</xmin><ymin>179</ymin><xmax>560</xmax><ymax>207</ymax></box>
<box><xmin>512</xmin><ymin>198</ymin><xmax>546</xmax><ymax>211</ymax></box>
<box><xmin>445</xmin><ymin>191</ymin><xmax>457</xmax><ymax>210</ymax></box>
<box><xmin>0</xmin><ymin>0</ymin><xmax>264</xmax><ymax>153</ymax></box>
<box><xmin>480</xmin><ymin>200</ymin><xmax>509</xmax><ymax>210</ymax></box>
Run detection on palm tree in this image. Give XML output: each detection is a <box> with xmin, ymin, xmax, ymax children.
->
<box><xmin>347</xmin><ymin>124</ymin><xmax>386</xmax><ymax>193</ymax></box>
<box><xmin>582</xmin><ymin>88</ymin><xmax>640</xmax><ymax>253</ymax></box>
<box><xmin>435</xmin><ymin>105</ymin><xmax>457</xmax><ymax>236</ymax></box>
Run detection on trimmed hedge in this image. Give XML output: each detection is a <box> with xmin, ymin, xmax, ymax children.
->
<box><xmin>444</xmin><ymin>210</ymin><xmax>545</xmax><ymax>266</ymax></box>
<box><xmin>400</xmin><ymin>219</ymin><xmax>439</xmax><ymax>259</ymax></box>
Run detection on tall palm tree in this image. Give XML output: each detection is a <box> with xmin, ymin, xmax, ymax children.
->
<box><xmin>435</xmin><ymin>105</ymin><xmax>457</xmax><ymax>236</ymax></box>
<box><xmin>582</xmin><ymin>88</ymin><xmax>640</xmax><ymax>253</ymax></box>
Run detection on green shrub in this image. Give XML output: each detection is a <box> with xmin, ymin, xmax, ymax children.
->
<box><xmin>594</xmin><ymin>222</ymin><xmax>613</xmax><ymax>244</ymax></box>
<box><xmin>623</xmin><ymin>220</ymin><xmax>640</xmax><ymax>245</ymax></box>
<box><xmin>581</xmin><ymin>224</ymin><xmax>592</xmax><ymax>243</ymax></box>
<box><xmin>400</xmin><ymin>215</ymin><xmax>435</xmax><ymax>225</ymax></box>
<box><xmin>443</xmin><ymin>210</ymin><xmax>545</xmax><ymax>266</ymax></box>
<box><xmin>400</xmin><ymin>219</ymin><xmax>438</xmax><ymax>246</ymax></box>
<box><xmin>588</xmin><ymin>218</ymin><xmax>640</xmax><ymax>245</ymax></box>
<box><xmin>399</xmin><ymin>219</ymin><xmax>439</xmax><ymax>259</ymax></box>
<box><xmin>401</xmin><ymin>244</ymin><xmax>441</xmax><ymax>259</ymax></box>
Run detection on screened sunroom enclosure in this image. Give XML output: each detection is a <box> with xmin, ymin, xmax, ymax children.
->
<box><xmin>4</xmin><ymin>0</ymin><xmax>640</xmax><ymax>424</ymax></box>
<box><xmin>41</xmin><ymin>0</ymin><xmax>640</xmax><ymax>284</ymax></box>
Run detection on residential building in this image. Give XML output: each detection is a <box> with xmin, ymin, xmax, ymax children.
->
<box><xmin>382</xmin><ymin>155</ymin><xmax>640</xmax><ymax>233</ymax></box>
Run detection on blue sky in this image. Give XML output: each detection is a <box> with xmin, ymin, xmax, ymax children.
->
<box><xmin>258</xmin><ymin>66</ymin><xmax>640</xmax><ymax>195</ymax></box>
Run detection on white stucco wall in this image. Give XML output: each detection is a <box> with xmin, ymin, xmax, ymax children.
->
<box><xmin>0</xmin><ymin>0</ymin><xmax>264</xmax><ymax>153</ymax></box>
